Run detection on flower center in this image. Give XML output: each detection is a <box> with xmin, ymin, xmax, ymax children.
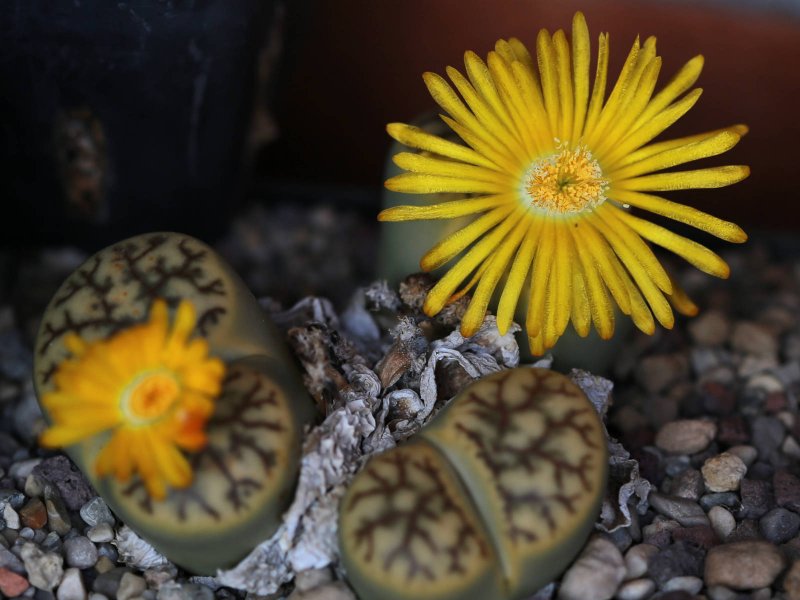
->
<box><xmin>122</xmin><ymin>371</ymin><xmax>180</xmax><ymax>424</ymax></box>
<box><xmin>525</xmin><ymin>145</ymin><xmax>608</xmax><ymax>214</ymax></box>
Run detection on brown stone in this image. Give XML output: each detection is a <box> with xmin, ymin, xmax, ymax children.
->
<box><xmin>705</xmin><ymin>541</ymin><xmax>786</xmax><ymax>590</ymax></box>
<box><xmin>671</xmin><ymin>525</ymin><xmax>720</xmax><ymax>549</ymax></box>
<box><xmin>18</xmin><ymin>497</ymin><xmax>47</xmax><ymax>529</ymax></box>
<box><xmin>784</xmin><ymin>559</ymin><xmax>800</xmax><ymax>600</ymax></box>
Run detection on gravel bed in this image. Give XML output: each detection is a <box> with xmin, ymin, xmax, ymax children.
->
<box><xmin>1</xmin><ymin>203</ymin><xmax>798</xmax><ymax>599</ymax></box>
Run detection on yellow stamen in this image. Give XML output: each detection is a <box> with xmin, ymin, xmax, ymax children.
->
<box><xmin>123</xmin><ymin>371</ymin><xmax>180</xmax><ymax>424</ymax></box>
<box><xmin>525</xmin><ymin>145</ymin><xmax>608</xmax><ymax>214</ymax></box>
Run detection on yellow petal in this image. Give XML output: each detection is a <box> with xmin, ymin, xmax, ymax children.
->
<box><xmin>609</xmin><ymin>189</ymin><xmax>747</xmax><ymax>242</ymax></box>
<box><xmin>386</xmin><ymin>123</ymin><xmax>498</xmax><ymax>170</ymax></box>
<box><xmin>420</xmin><ymin>204</ymin><xmax>515</xmax><ymax>271</ymax></box>
<box><xmin>634</xmin><ymin>55</ymin><xmax>704</xmax><ymax>129</ymax></box>
<box><xmin>526</xmin><ymin>220</ymin><xmax>556</xmax><ymax>339</ymax></box>
<box><xmin>614</xmin><ymin>165</ymin><xmax>750</xmax><ymax>192</ymax></box>
<box><xmin>379</xmin><ymin>196</ymin><xmax>505</xmax><ymax>222</ymax></box>
<box><xmin>615</xmin><ymin>209</ymin><xmax>731</xmax><ymax>278</ymax></box>
<box><xmin>571</xmin><ymin>11</ymin><xmax>591</xmax><ymax>140</ymax></box>
<box><xmin>496</xmin><ymin>222</ymin><xmax>540</xmax><ymax>334</ymax></box>
<box><xmin>392</xmin><ymin>151</ymin><xmax>510</xmax><ymax>184</ymax></box>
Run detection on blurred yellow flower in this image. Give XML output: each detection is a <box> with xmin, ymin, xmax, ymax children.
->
<box><xmin>380</xmin><ymin>12</ymin><xmax>748</xmax><ymax>354</ymax></box>
<box><xmin>39</xmin><ymin>299</ymin><xmax>225</xmax><ymax>500</ymax></box>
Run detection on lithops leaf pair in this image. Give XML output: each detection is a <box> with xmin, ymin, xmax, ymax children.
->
<box><xmin>33</xmin><ymin>232</ymin><xmax>314</xmax><ymax>574</ymax></box>
<box><xmin>339</xmin><ymin>367</ymin><xmax>607</xmax><ymax>600</ymax></box>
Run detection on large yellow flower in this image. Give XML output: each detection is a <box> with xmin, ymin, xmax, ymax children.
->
<box><xmin>379</xmin><ymin>12</ymin><xmax>748</xmax><ymax>354</ymax></box>
<box><xmin>39</xmin><ymin>299</ymin><xmax>226</xmax><ymax>500</ymax></box>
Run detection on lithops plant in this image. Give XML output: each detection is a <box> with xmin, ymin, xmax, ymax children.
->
<box><xmin>339</xmin><ymin>367</ymin><xmax>607</xmax><ymax>600</ymax></box>
<box><xmin>33</xmin><ymin>232</ymin><xmax>314</xmax><ymax>574</ymax></box>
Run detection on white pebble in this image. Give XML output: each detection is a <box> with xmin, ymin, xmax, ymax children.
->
<box><xmin>709</xmin><ymin>505</ymin><xmax>736</xmax><ymax>540</ymax></box>
<box><xmin>614</xmin><ymin>578</ymin><xmax>655</xmax><ymax>600</ymax></box>
<box><xmin>662</xmin><ymin>575</ymin><xmax>703</xmax><ymax>594</ymax></box>
<box><xmin>559</xmin><ymin>537</ymin><xmax>626</xmax><ymax>600</ymax></box>
<box><xmin>2</xmin><ymin>503</ymin><xmax>20</xmax><ymax>529</ymax></box>
<box><xmin>57</xmin><ymin>567</ymin><xmax>87</xmax><ymax>600</ymax></box>
<box><xmin>87</xmin><ymin>522</ymin><xmax>114</xmax><ymax>543</ymax></box>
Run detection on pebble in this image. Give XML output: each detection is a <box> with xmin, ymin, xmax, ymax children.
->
<box><xmin>709</xmin><ymin>506</ymin><xmax>736</xmax><ymax>540</ymax></box>
<box><xmin>79</xmin><ymin>498</ymin><xmax>114</xmax><ymax>528</ymax></box>
<box><xmin>87</xmin><ymin>523</ymin><xmax>114</xmax><ymax>544</ymax></box>
<box><xmin>716</xmin><ymin>414</ymin><xmax>750</xmax><ymax>446</ymax></box>
<box><xmin>726</xmin><ymin>445</ymin><xmax>758</xmax><ymax>467</ymax></box>
<box><xmin>0</xmin><ymin>488</ymin><xmax>25</xmax><ymax>509</ymax></box>
<box><xmin>739</xmin><ymin>479</ymin><xmax>775</xmax><ymax>520</ymax></box>
<box><xmin>671</xmin><ymin>525</ymin><xmax>719</xmax><ymax>549</ymax></box>
<box><xmin>702</xmin><ymin>452</ymin><xmax>747</xmax><ymax>492</ymax></box>
<box><xmin>688</xmin><ymin>309</ymin><xmax>730</xmax><ymax>346</ymax></box>
<box><xmin>655</xmin><ymin>419</ymin><xmax>717</xmax><ymax>455</ymax></box>
<box><xmin>557</xmin><ymin>536</ymin><xmax>626</xmax><ymax>600</ymax></box>
<box><xmin>782</xmin><ymin>435</ymin><xmax>800</xmax><ymax>460</ymax></box>
<box><xmin>728</xmin><ymin>518</ymin><xmax>763</xmax><ymax>543</ymax></box>
<box><xmin>699</xmin><ymin>492</ymin><xmax>741</xmax><ymax>511</ymax></box>
<box><xmin>642</xmin><ymin>517</ymin><xmax>681</xmax><ymax>548</ymax></box>
<box><xmin>635</xmin><ymin>353</ymin><xmax>689</xmax><ymax>395</ymax></box>
<box><xmin>3</xmin><ymin>502</ymin><xmax>20</xmax><ymax>529</ymax></box>
<box><xmin>614</xmin><ymin>578</ymin><xmax>655</xmax><ymax>600</ymax></box>
<box><xmin>0</xmin><ymin>566</ymin><xmax>29</xmax><ymax>597</ymax></box>
<box><xmin>759</xmin><ymin>507</ymin><xmax>800</xmax><ymax>544</ymax></box>
<box><xmin>56</xmin><ymin>567</ymin><xmax>87</xmax><ymax>600</ymax></box>
<box><xmin>19</xmin><ymin>497</ymin><xmax>47</xmax><ymax>529</ymax></box>
<box><xmin>20</xmin><ymin>541</ymin><xmax>63</xmax><ymax>591</ymax></box>
<box><xmin>117</xmin><ymin>572</ymin><xmax>147</xmax><ymax>600</ymax></box>
<box><xmin>648</xmin><ymin>492</ymin><xmax>709</xmax><ymax>527</ymax></box>
<box><xmin>775</xmin><ymin>470</ymin><xmax>800</xmax><ymax>512</ymax></box>
<box><xmin>94</xmin><ymin>556</ymin><xmax>115</xmax><ymax>574</ymax></box>
<box><xmin>661</xmin><ymin>575</ymin><xmax>703</xmax><ymax>594</ymax></box>
<box><xmin>706</xmin><ymin>585</ymin><xmax>738</xmax><ymax>600</ymax></box>
<box><xmin>624</xmin><ymin>543</ymin><xmax>659</xmax><ymax>579</ymax></box>
<box><xmin>669</xmin><ymin>468</ymin><xmax>704</xmax><ymax>500</ymax></box>
<box><xmin>288</xmin><ymin>582</ymin><xmax>357</xmax><ymax>600</ymax></box>
<box><xmin>647</xmin><ymin>541</ymin><xmax>704</xmax><ymax>587</ymax></box>
<box><xmin>783</xmin><ymin>559</ymin><xmax>800</xmax><ymax>600</ymax></box>
<box><xmin>752</xmin><ymin>416</ymin><xmax>786</xmax><ymax>462</ymax></box>
<box><xmin>92</xmin><ymin>567</ymin><xmax>129</xmax><ymax>597</ymax></box>
<box><xmin>0</xmin><ymin>544</ymin><xmax>25</xmax><ymax>573</ymax></box>
<box><xmin>63</xmin><ymin>536</ymin><xmax>98</xmax><ymax>569</ymax></box>
<box><xmin>32</xmin><ymin>457</ymin><xmax>95</xmax><ymax>512</ymax></box>
<box><xmin>731</xmin><ymin>321</ymin><xmax>778</xmax><ymax>358</ymax></box>
<box><xmin>45</xmin><ymin>495</ymin><xmax>72</xmax><ymax>536</ymax></box>
<box><xmin>157</xmin><ymin>582</ymin><xmax>214</xmax><ymax>600</ymax></box>
<box><xmin>705</xmin><ymin>541</ymin><xmax>786</xmax><ymax>589</ymax></box>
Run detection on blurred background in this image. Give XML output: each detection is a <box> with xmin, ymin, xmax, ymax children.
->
<box><xmin>1</xmin><ymin>0</ymin><xmax>799</xmax><ymax>298</ymax></box>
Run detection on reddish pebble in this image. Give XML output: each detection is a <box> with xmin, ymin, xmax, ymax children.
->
<box><xmin>19</xmin><ymin>497</ymin><xmax>47</xmax><ymax>529</ymax></box>
<box><xmin>765</xmin><ymin>392</ymin><xmax>788</xmax><ymax>414</ymax></box>
<box><xmin>0</xmin><ymin>567</ymin><xmax>29</xmax><ymax>597</ymax></box>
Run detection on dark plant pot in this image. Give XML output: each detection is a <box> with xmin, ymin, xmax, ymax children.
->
<box><xmin>0</xmin><ymin>0</ymin><xmax>276</xmax><ymax>249</ymax></box>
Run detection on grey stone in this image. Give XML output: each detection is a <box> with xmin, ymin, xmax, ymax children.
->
<box><xmin>0</xmin><ymin>543</ymin><xmax>25</xmax><ymax>573</ymax></box>
<box><xmin>642</xmin><ymin>517</ymin><xmax>681</xmax><ymax>548</ymax></box>
<box><xmin>79</xmin><ymin>499</ymin><xmax>114</xmax><ymax>528</ymax></box>
<box><xmin>20</xmin><ymin>542</ymin><xmax>63</xmax><ymax>592</ymax></box>
<box><xmin>44</xmin><ymin>495</ymin><xmax>71</xmax><ymax>537</ymax></box>
<box><xmin>759</xmin><ymin>507</ymin><xmax>800</xmax><ymax>544</ymax></box>
<box><xmin>86</xmin><ymin>523</ymin><xmax>113</xmax><ymax>544</ymax></box>
<box><xmin>0</xmin><ymin>488</ymin><xmax>25</xmax><ymax>509</ymax></box>
<box><xmin>648</xmin><ymin>542</ymin><xmax>704</xmax><ymax>588</ymax></box>
<box><xmin>663</xmin><ymin>455</ymin><xmax>690</xmax><ymax>478</ymax></box>
<box><xmin>740</xmin><ymin>478</ymin><xmax>774</xmax><ymax>520</ymax></box>
<box><xmin>655</xmin><ymin>419</ymin><xmax>717</xmax><ymax>455</ymax></box>
<box><xmin>614</xmin><ymin>578</ymin><xmax>655</xmax><ymax>600</ymax></box>
<box><xmin>688</xmin><ymin>309</ymin><xmax>730</xmax><ymax>346</ymax></box>
<box><xmin>705</xmin><ymin>541</ymin><xmax>786</xmax><ymax>590</ymax></box>
<box><xmin>702</xmin><ymin>452</ymin><xmax>747</xmax><ymax>492</ymax></box>
<box><xmin>32</xmin><ymin>457</ymin><xmax>94</xmax><ymax>512</ymax></box>
<box><xmin>751</xmin><ymin>416</ymin><xmax>785</xmax><ymax>462</ymax></box>
<box><xmin>706</xmin><ymin>585</ymin><xmax>738</xmax><ymax>600</ymax></box>
<box><xmin>116</xmin><ymin>573</ymin><xmax>146</xmax><ymax>600</ymax></box>
<box><xmin>709</xmin><ymin>506</ymin><xmax>736</xmax><ymax>540</ymax></box>
<box><xmin>728</xmin><ymin>519</ymin><xmax>763</xmax><ymax>543</ymax></box>
<box><xmin>156</xmin><ymin>583</ymin><xmax>214</xmax><ymax>600</ymax></box>
<box><xmin>634</xmin><ymin>353</ymin><xmax>689</xmax><ymax>395</ymax></box>
<box><xmin>288</xmin><ymin>582</ymin><xmax>357</xmax><ymax>600</ymax></box>
<box><xmin>9</xmin><ymin>459</ymin><xmax>42</xmax><ymax>483</ymax></box>
<box><xmin>624</xmin><ymin>543</ymin><xmax>659</xmax><ymax>579</ymax></box>
<box><xmin>41</xmin><ymin>532</ymin><xmax>61</xmax><ymax>553</ymax></box>
<box><xmin>726</xmin><ymin>445</ymin><xmax>758</xmax><ymax>467</ymax></box>
<box><xmin>775</xmin><ymin>470</ymin><xmax>800</xmax><ymax>512</ymax></box>
<box><xmin>63</xmin><ymin>537</ymin><xmax>98</xmax><ymax>570</ymax></box>
<box><xmin>731</xmin><ymin>321</ymin><xmax>778</xmax><ymax>358</ymax></box>
<box><xmin>56</xmin><ymin>568</ymin><xmax>87</xmax><ymax>600</ymax></box>
<box><xmin>557</xmin><ymin>536</ymin><xmax>626</xmax><ymax>600</ymax></box>
<box><xmin>92</xmin><ymin>568</ymin><xmax>129</xmax><ymax>598</ymax></box>
<box><xmin>669</xmin><ymin>468</ymin><xmax>704</xmax><ymax>500</ymax></box>
<box><xmin>648</xmin><ymin>492</ymin><xmax>709</xmax><ymax>527</ymax></box>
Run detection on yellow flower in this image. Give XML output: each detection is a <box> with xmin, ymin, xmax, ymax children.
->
<box><xmin>379</xmin><ymin>12</ymin><xmax>749</xmax><ymax>354</ymax></box>
<box><xmin>39</xmin><ymin>299</ymin><xmax>226</xmax><ymax>500</ymax></box>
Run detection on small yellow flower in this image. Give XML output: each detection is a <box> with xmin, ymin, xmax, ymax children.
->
<box><xmin>39</xmin><ymin>299</ymin><xmax>226</xmax><ymax>500</ymax></box>
<box><xmin>380</xmin><ymin>12</ymin><xmax>749</xmax><ymax>354</ymax></box>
